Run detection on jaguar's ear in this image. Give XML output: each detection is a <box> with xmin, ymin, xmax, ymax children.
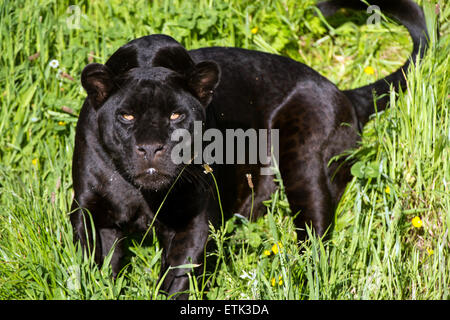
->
<box><xmin>188</xmin><ymin>61</ymin><xmax>220</xmax><ymax>107</ymax></box>
<box><xmin>81</xmin><ymin>63</ymin><xmax>115</xmax><ymax>109</ymax></box>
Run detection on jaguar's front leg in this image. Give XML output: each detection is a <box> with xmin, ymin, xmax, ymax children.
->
<box><xmin>157</xmin><ymin>211</ymin><xmax>210</xmax><ymax>299</ymax></box>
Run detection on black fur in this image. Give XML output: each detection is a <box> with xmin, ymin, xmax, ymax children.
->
<box><xmin>71</xmin><ymin>0</ymin><xmax>428</xmax><ymax>299</ymax></box>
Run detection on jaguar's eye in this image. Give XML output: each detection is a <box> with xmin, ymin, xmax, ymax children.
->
<box><xmin>170</xmin><ymin>112</ymin><xmax>183</xmax><ymax>121</ymax></box>
<box><xmin>121</xmin><ymin>114</ymin><xmax>135</xmax><ymax>121</ymax></box>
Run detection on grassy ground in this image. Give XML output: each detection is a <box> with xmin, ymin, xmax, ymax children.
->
<box><xmin>0</xmin><ymin>0</ymin><xmax>448</xmax><ymax>299</ymax></box>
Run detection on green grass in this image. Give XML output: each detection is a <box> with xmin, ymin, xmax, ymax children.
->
<box><xmin>0</xmin><ymin>0</ymin><xmax>449</xmax><ymax>299</ymax></box>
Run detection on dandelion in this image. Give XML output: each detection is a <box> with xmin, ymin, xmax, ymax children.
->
<box><xmin>271</xmin><ymin>242</ymin><xmax>283</xmax><ymax>254</ymax></box>
<box><xmin>384</xmin><ymin>186</ymin><xmax>390</xmax><ymax>194</ymax></box>
<box><xmin>364</xmin><ymin>66</ymin><xmax>375</xmax><ymax>75</ymax></box>
<box><xmin>251</xmin><ymin>27</ymin><xmax>258</xmax><ymax>34</ymax></box>
<box><xmin>246</xmin><ymin>173</ymin><xmax>254</xmax><ymax>189</ymax></box>
<box><xmin>49</xmin><ymin>59</ymin><xmax>59</xmax><ymax>69</ymax></box>
<box><xmin>411</xmin><ymin>216</ymin><xmax>423</xmax><ymax>228</ymax></box>
<box><xmin>203</xmin><ymin>163</ymin><xmax>213</xmax><ymax>174</ymax></box>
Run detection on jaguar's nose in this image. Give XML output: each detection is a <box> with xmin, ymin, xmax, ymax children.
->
<box><xmin>135</xmin><ymin>143</ymin><xmax>165</xmax><ymax>160</ymax></box>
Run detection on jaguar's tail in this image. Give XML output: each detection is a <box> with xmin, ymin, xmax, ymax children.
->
<box><xmin>317</xmin><ymin>0</ymin><xmax>429</xmax><ymax>125</ymax></box>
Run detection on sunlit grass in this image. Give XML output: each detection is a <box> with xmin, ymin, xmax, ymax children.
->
<box><xmin>0</xmin><ymin>0</ymin><xmax>448</xmax><ymax>299</ymax></box>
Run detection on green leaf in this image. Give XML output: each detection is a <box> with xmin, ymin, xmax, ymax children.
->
<box><xmin>248</xmin><ymin>232</ymin><xmax>262</xmax><ymax>248</ymax></box>
<box><xmin>350</xmin><ymin>161</ymin><xmax>380</xmax><ymax>179</ymax></box>
<box><xmin>14</xmin><ymin>83</ymin><xmax>38</xmax><ymax>124</ymax></box>
<box><xmin>351</xmin><ymin>161</ymin><xmax>365</xmax><ymax>179</ymax></box>
<box><xmin>170</xmin><ymin>263</ymin><xmax>202</xmax><ymax>270</ymax></box>
<box><xmin>365</xmin><ymin>162</ymin><xmax>380</xmax><ymax>178</ymax></box>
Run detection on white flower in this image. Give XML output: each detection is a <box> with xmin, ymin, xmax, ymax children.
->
<box><xmin>49</xmin><ymin>59</ymin><xmax>59</xmax><ymax>69</ymax></box>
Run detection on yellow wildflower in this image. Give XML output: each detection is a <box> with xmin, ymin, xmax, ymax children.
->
<box><xmin>251</xmin><ymin>27</ymin><xmax>258</xmax><ymax>34</ymax></box>
<box><xmin>411</xmin><ymin>216</ymin><xmax>423</xmax><ymax>228</ymax></box>
<box><xmin>364</xmin><ymin>66</ymin><xmax>375</xmax><ymax>75</ymax></box>
<box><xmin>426</xmin><ymin>247</ymin><xmax>434</xmax><ymax>256</ymax></box>
<box><xmin>263</xmin><ymin>249</ymin><xmax>271</xmax><ymax>256</ymax></box>
<box><xmin>271</xmin><ymin>242</ymin><xmax>283</xmax><ymax>255</ymax></box>
<box><xmin>58</xmin><ymin>121</ymin><xmax>66</xmax><ymax>126</ymax></box>
<box><xmin>385</xmin><ymin>186</ymin><xmax>390</xmax><ymax>194</ymax></box>
<box><xmin>271</xmin><ymin>276</ymin><xmax>283</xmax><ymax>287</ymax></box>
<box><xmin>32</xmin><ymin>158</ymin><xmax>38</xmax><ymax>166</ymax></box>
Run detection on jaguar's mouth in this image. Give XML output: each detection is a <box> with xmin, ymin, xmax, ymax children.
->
<box><xmin>133</xmin><ymin>167</ymin><xmax>174</xmax><ymax>190</ymax></box>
